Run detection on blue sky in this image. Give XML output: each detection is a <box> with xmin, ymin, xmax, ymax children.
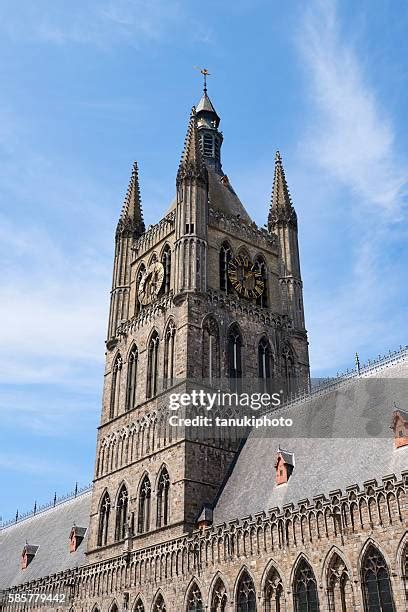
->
<box><xmin>0</xmin><ymin>0</ymin><xmax>407</xmax><ymax>521</ymax></box>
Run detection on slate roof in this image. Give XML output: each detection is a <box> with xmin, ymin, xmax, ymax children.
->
<box><xmin>196</xmin><ymin>92</ymin><xmax>219</xmax><ymax>118</ymax></box>
<box><xmin>213</xmin><ymin>354</ymin><xmax>408</xmax><ymax>524</ymax></box>
<box><xmin>207</xmin><ymin>167</ymin><xmax>252</xmax><ymax>222</ymax></box>
<box><xmin>0</xmin><ymin>490</ymin><xmax>91</xmax><ymax>590</ymax></box>
<box><xmin>166</xmin><ymin>166</ymin><xmax>252</xmax><ymax>223</ymax></box>
<box><xmin>276</xmin><ymin>448</ymin><xmax>294</xmax><ymax>466</ymax></box>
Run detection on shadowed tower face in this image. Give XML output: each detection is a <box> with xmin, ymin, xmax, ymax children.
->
<box><xmin>86</xmin><ymin>84</ymin><xmax>310</xmax><ymax>560</ymax></box>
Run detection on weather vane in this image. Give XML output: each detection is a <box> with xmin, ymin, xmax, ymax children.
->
<box><xmin>194</xmin><ymin>67</ymin><xmax>211</xmax><ymax>93</ymax></box>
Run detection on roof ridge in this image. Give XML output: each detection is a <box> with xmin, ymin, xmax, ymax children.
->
<box><xmin>0</xmin><ymin>486</ymin><xmax>92</xmax><ymax>532</ymax></box>
<box><xmin>261</xmin><ymin>345</ymin><xmax>408</xmax><ymax>417</ymax></box>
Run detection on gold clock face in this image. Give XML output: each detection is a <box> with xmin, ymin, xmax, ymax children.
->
<box><xmin>228</xmin><ymin>255</ymin><xmax>264</xmax><ymax>299</ymax></box>
<box><xmin>138</xmin><ymin>261</ymin><xmax>165</xmax><ymax>306</ymax></box>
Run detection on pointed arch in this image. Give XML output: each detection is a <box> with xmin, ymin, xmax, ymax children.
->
<box><xmin>258</xmin><ymin>336</ymin><xmax>273</xmax><ymax>390</ymax></box>
<box><xmin>228</xmin><ymin>323</ymin><xmax>243</xmax><ymax>386</ymax></box>
<box><xmin>186</xmin><ymin>580</ymin><xmax>204</xmax><ymax>611</ymax></box>
<box><xmin>262</xmin><ymin>560</ymin><xmax>284</xmax><ymax>612</ymax></box>
<box><xmin>202</xmin><ymin>316</ymin><xmax>220</xmax><ymax>382</ymax></box>
<box><xmin>281</xmin><ymin>343</ymin><xmax>296</xmax><ymax>395</ymax></box>
<box><xmin>148</xmin><ymin>252</ymin><xmax>158</xmax><ymax>266</ymax></box>
<box><xmin>237</xmin><ymin>246</ymin><xmax>251</xmax><ymax>259</ymax></box>
<box><xmin>254</xmin><ymin>255</ymin><xmax>268</xmax><ymax>307</ymax></box>
<box><xmin>126</xmin><ymin>344</ymin><xmax>138</xmax><ymax>411</ymax></box>
<box><xmin>324</xmin><ymin>548</ymin><xmax>353</xmax><ymax>612</ymax></box>
<box><xmin>152</xmin><ymin>592</ymin><xmax>166</xmax><ymax>612</ymax></box>
<box><xmin>133</xmin><ymin>596</ymin><xmax>145</xmax><ymax>612</ymax></box>
<box><xmin>235</xmin><ymin>567</ymin><xmax>257</xmax><ymax>612</ymax></box>
<box><xmin>361</xmin><ymin>543</ymin><xmax>395</xmax><ymax>611</ymax></box>
<box><xmin>114</xmin><ymin>483</ymin><xmax>128</xmax><ymax>541</ymax></box>
<box><xmin>292</xmin><ymin>556</ymin><xmax>319</xmax><ymax>611</ymax></box>
<box><xmin>110</xmin><ymin>353</ymin><xmax>123</xmax><ymax>419</ymax></box>
<box><xmin>146</xmin><ymin>329</ymin><xmax>160</xmax><ymax>399</ymax></box>
<box><xmin>109</xmin><ymin>602</ymin><xmax>119</xmax><ymax>612</ymax></box>
<box><xmin>137</xmin><ymin>474</ymin><xmax>151</xmax><ymax>534</ymax></box>
<box><xmin>396</xmin><ymin>532</ymin><xmax>408</xmax><ymax>602</ymax></box>
<box><xmin>97</xmin><ymin>490</ymin><xmax>111</xmax><ymax>547</ymax></box>
<box><xmin>156</xmin><ymin>466</ymin><xmax>170</xmax><ymax>529</ymax></box>
<box><xmin>161</xmin><ymin>243</ymin><xmax>172</xmax><ymax>294</ymax></box>
<box><xmin>220</xmin><ymin>241</ymin><xmax>232</xmax><ymax>293</ymax></box>
<box><xmin>163</xmin><ymin>319</ymin><xmax>176</xmax><ymax>389</ymax></box>
<box><xmin>135</xmin><ymin>262</ymin><xmax>146</xmax><ymax>315</ymax></box>
<box><xmin>210</xmin><ymin>574</ymin><xmax>228</xmax><ymax>612</ymax></box>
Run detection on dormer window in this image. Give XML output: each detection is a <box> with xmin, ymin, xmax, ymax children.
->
<box><xmin>391</xmin><ymin>408</ymin><xmax>408</xmax><ymax>448</ymax></box>
<box><xmin>274</xmin><ymin>448</ymin><xmax>294</xmax><ymax>485</ymax></box>
<box><xmin>196</xmin><ymin>504</ymin><xmax>213</xmax><ymax>529</ymax></box>
<box><xmin>69</xmin><ymin>526</ymin><xmax>87</xmax><ymax>553</ymax></box>
<box><xmin>21</xmin><ymin>544</ymin><xmax>39</xmax><ymax>569</ymax></box>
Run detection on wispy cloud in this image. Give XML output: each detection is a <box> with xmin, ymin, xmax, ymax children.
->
<box><xmin>299</xmin><ymin>0</ymin><xmax>407</xmax><ymax>214</ymax></box>
<box><xmin>296</xmin><ymin>0</ymin><xmax>407</xmax><ymax>372</ymax></box>
<box><xmin>0</xmin><ymin>0</ymin><xmax>212</xmax><ymax>48</ymax></box>
<box><xmin>0</xmin><ymin>103</ymin><xmax>112</xmax><ymax>386</ymax></box>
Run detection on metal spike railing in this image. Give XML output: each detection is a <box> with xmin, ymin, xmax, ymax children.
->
<box><xmin>0</xmin><ymin>482</ymin><xmax>92</xmax><ymax>530</ymax></box>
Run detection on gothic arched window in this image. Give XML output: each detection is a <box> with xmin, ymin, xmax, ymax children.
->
<box><xmin>114</xmin><ymin>483</ymin><xmax>128</xmax><ymax>541</ymax></box>
<box><xmin>134</xmin><ymin>599</ymin><xmax>145</xmax><ymax>612</ymax></box>
<box><xmin>152</xmin><ymin>594</ymin><xmax>166</xmax><ymax>612</ymax></box>
<box><xmin>138</xmin><ymin>475</ymin><xmax>151</xmax><ymax>534</ymax></box>
<box><xmin>402</xmin><ymin>543</ymin><xmax>408</xmax><ymax>602</ymax></box>
<box><xmin>228</xmin><ymin>324</ymin><xmax>243</xmax><ymax>385</ymax></box>
<box><xmin>135</xmin><ymin>263</ymin><xmax>146</xmax><ymax>315</ymax></box>
<box><xmin>236</xmin><ymin>570</ymin><xmax>257</xmax><ymax>612</ymax></box>
<box><xmin>110</xmin><ymin>604</ymin><xmax>119</xmax><ymax>612</ymax></box>
<box><xmin>254</xmin><ymin>256</ymin><xmax>268</xmax><ymax>307</ymax></box>
<box><xmin>293</xmin><ymin>559</ymin><xmax>319</xmax><ymax>612</ymax></box>
<box><xmin>258</xmin><ymin>337</ymin><xmax>273</xmax><ymax>390</ymax></box>
<box><xmin>220</xmin><ymin>242</ymin><xmax>232</xmax><ymax>293</ymax></box>
<box><xmin>110</xmin><ymin>354</ymin><xmax>122</xmax><ymax>419</ymax></box>
<box><xmin>97</xmin><ymin>491</ymin><xmax>110</xmax><ymax>547</ymax></box>
<box><xmin>202</xmin><ymin>317</ymin><xmax>220</xmax><ymax>382</ymax></box>
<box><xmin>156</xmin><ymin>467</ymin><xmax>170</xmax><ymax>528</ymax></box>
<box><xmin>163</xmin><ymin>320</ymin><xmax>176</xmax><ymax>389</ymax></box>
<box><xmin>211</xmin><ymin>578</ymin><xmax>228</xmax><ymax>612</ymax></box>
<box><xmin>187</xmin><ymin>583</ymin><xmax>204</xmax><ymax>612</ymax></box>
<box><xmin>146</xmin><ymin>331</ymin><xmax>160</xmax><ymax>399</ymax></box>
<box><xmin>327</xmin><ymin>553</ymin><xmax>352</xmax><ymax>612</ymax></box>
<box><xmin>361</xmin><ymin>544</ymin><xmax>395</xmax><ymax>611</ymax></box>
<box><xmin>264</xmin><ymin>565</ymin><xmax>284</xmax><ymax>612</ymax></box>
<box><xmin>161</xmin><ymin>245</ymin><xmax>171</xmax><ymax>294</ymax></box>
<box><xmin>126</xmin><ymin>345</ymin><xmax>138</xmax><ymax>411</ymax></box>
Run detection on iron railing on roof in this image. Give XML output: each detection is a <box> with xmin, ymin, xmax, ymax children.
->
<box><xmin>280</xmin><ymin>344</ymin><xmax>408</xmax><ymax>411</ymax></box>
<box><xmin>0</xmin><ymin>482</ymin><xmax>92</xmax><ymax>530</ymax></box>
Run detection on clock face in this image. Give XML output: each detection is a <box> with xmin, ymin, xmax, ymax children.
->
<box><xmin>228</xmin><ymin>255</ymin><xmax>264</xmax><ymax>299</ymax></box>
<box><xmin>138</xmin><ymin>261</ymin><xmax>165</xmax><ymax>306</ymax></box>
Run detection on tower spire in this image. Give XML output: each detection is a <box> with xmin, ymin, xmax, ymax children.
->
<box><xmin>177</xmin><ymin>107</ymin><xmax>207</xmax><ymax>185</ymax></box>
<box><xmin>268</xmin><ymin>151</ymin><xmax>297</xmax><ymax>231</ymax></box>
<box><xmin>116</xmin><ymin>161</ymin><xmax>145</xmax><ymax>237</ymax></box>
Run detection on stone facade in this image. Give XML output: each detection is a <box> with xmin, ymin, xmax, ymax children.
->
<box><xmin>1</xmin><ymin>89</ymin><xmax>407</xmax><ymax>612</ymax></box>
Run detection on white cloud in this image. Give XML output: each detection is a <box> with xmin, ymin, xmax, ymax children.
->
<box><xmin>299</xmin><ymin>0</ymin><xmax>407</xmax><ymax>214</ymax></box>
<box><xmin>296</xmin><ymin>0</ymin><xmax>408</xmax><ymax>373</ymax></box>
<box><xmin>0</xmin><ymin>0</ymin><xmax>211</xmax><ymax>48</ymax></box>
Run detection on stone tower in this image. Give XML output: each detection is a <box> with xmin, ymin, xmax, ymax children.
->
<box><xmin>86</xmin><ymin>87</ymin><xmax>310</xmax><ymax>564</ymax></box>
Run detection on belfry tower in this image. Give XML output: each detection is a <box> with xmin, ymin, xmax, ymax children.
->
<box><xmin>86</xmin><ymin>83</ymin><xmax>310</xmax><ymax>563</ymax></box>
